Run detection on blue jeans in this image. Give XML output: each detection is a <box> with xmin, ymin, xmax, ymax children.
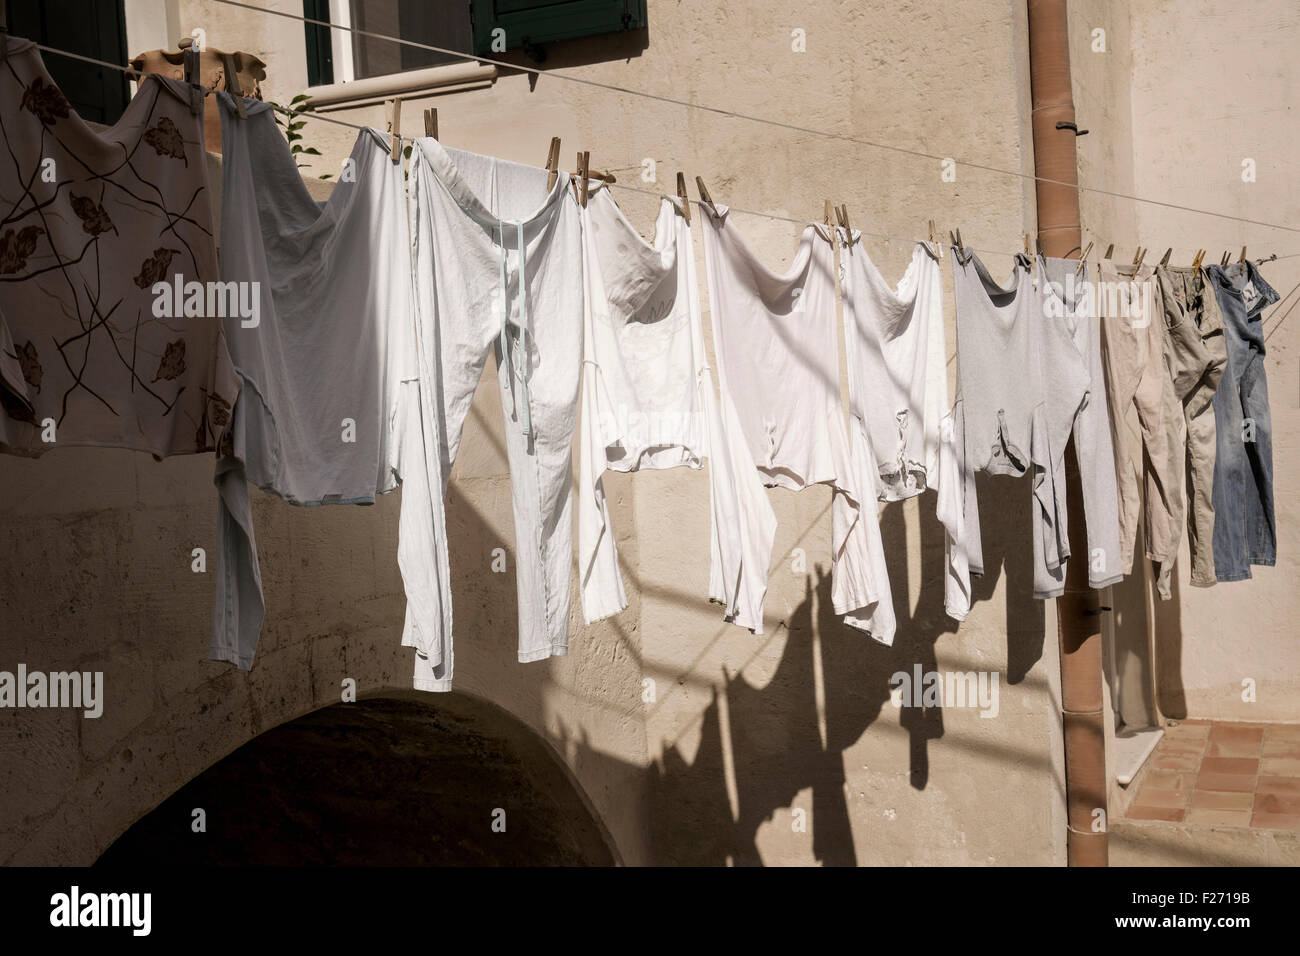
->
<box><xmin>1205</xmin><ymin>261</ymin><xmax>1280</xmax><ymax>580</ymax></box>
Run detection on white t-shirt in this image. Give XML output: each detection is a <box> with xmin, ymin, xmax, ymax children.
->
<box><xmin>699</xmin><ymin>203</ymin><xmax>895</xmax><ymax>644</ymax></box>
<box><xmin>839</xmin><ymin>238</ymin><xmax>949</xmax><ymax>501</ymax></box>
<box><xmin>578</xmin><ymin>188</ymin><xmax>775</xmax><ymax>631</ymax></box>
<box><xmin>839</xmin><ymin>235</ymin><xmax>968</xmax><ymax>620</ymax></box>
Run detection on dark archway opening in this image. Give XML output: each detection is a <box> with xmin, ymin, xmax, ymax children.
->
<box><xmin>96</xmin><ymin>695</ymin><xmax>617</xmax><ymax>866</ymax></box>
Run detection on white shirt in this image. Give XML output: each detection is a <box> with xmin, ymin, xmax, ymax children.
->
<box><xmin>839</xmin><ymin>237</ymin><xmax>949</xmax><ymax>501</ymax></box>
<box><xmin>578</xmin><ymin>188</ymin><xmax>775</xmax><ymax>631</ymax></box>
<box><xmin>699</xmin><ymin>204</ymin><xmax>895</xmax><ymax>644</ymax></box>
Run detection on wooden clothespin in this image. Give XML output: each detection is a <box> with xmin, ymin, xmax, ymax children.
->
<box><xmin>1134</xmin><ymin>247</ymin><xmax>1147</xmax><ymax>271</ymax></box>
<box><xmin>575</xmin><ymin>151</ymin><xmax>590</xmax><ymax>207</ymax></box>
<box><xmin>385</xmin><ymin>97</ymin><xmax>402</xmax><ymax>162</ymax></box>
<box><xmin>1159</xmin><ymin>248</ymin><xmax>1172</xmax><ymax>267</ymax></box>
<box><xmin>837</xmin><ymin>204</ymin><xmax>854</xmax><ymax>246</ymax></box>
<box><xmin>1221</xmin><ymin>250</ymin><xmax>1230</xmax><ymax>267</ymax></box>
<box><xmin>179</xmin><ymin>38</ymin><xmax>202</xmax><ymax>115</ymax></box>
<box><xmin>695</xmin><ymin>176</ymin><xmax>713</xmax><ymax>207</ymax></box>
<box><xmin>1076</xmin><ymin>240</ymin><xmax>1093</xmax><ymax>276</ymax></box>
<box><xmin>544</xmin><ymin>136</ymin><xmax>561</xmax><ymax>191</ymax></box>
<box><xmin>424</xmin><ymin>108</ymin><xmax>438</xmax><ymax>139</ymax></box>
<box><xmin>1192</xmin><ymin>249</ymin><xmax>1205</xmax><ymax>275</ymax></box>
<box><xmin>1024</xmin><ymin>233</ymin><xmax>1032</xmax><ymax>256</ymax></box>
<box><xmin>955</xmin><ymin>228</ymin><xmax>964</xmax><ymax>250</ymax></box>
<box><xmin>676</xmin><ymin>172</ymin><xmax>691</xmax><ymax>223</ymax></box>
<box><xmin>222</xmin><ymin>52</ymin><xmax>247</xmax><ymax>119</ymax></box>
<box><xmin>1131</xmin><ymin>246</ymin><xmax>1143</xmax><ymax>265</ymax></box>
<box><xmin>929</xmin><ymin>219</ymin><xmax>942</xmax><ymax>259</ymax></box>
<box><xmin>1104</xmin><ymin>243</ymin><xmax>1114</xmax><ymax>259</ymax></box>
<box><xmin>1239</xmin><ymin>245</ymin><xmax>1247</xmax><ymax>265</ymax></box>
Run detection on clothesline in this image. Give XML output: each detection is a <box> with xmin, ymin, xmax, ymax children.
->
<box><xmin>207</xmin><ymin>0</ymin><xmax>1300</xmax><ymax>237</ymax></box>
<box><xmin>27</xmin><ymin>42</ymin><xmax>1300</xmax><ymax>270</ymax></box>
<box><xmin>0</xmin><ymin>41</ymin><xmax>1284</xmax><ymax>695</ymax></box>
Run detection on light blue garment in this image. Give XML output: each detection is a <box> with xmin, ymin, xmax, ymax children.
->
<box><xmin>1206</xmin><ymin>260</ymin><xmax>1280</xmax><ymax>580</ymax></box>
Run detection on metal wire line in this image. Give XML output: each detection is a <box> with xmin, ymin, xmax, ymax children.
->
<box><xmin>23</xmin><ymin>41</ymin><xmax>1300</xmax><ymax>267</ymax></box>
<box><xmin>207</xmin><ymin>0</ymin><xmax>1300</xmax><ymax>236</ymax></box>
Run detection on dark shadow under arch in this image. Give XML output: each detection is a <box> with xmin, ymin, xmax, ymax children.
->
<box><xmin>95</xmin><ymin>694</ymin><xmax>619</xmax><ymax>866</ymax></box>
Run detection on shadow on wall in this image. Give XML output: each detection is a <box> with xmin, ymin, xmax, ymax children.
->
<box><xmin>3</xmin><ymin>371</ymin><xmax>1050</xmax><ymax>866</ymax></box>
<box><xmin>89</xmin><ymin>470</ymin><xmax>1048</xmax><ymax>868</ymax></box>
<box><xmin>646</xmin><ymin>472</ymin><xmax>1046</xmax><ymax>865</ymax></box>
<box><xmin>96</xmin><ymin>694</ymin><xmax>619</xmax><ymax>866</ymax></box>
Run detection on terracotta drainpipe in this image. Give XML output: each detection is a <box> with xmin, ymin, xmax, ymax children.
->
<box><xmin>1026</xmin><ymin>0</ymin><xmax>1108</xmax><ymax>866</ymax></box>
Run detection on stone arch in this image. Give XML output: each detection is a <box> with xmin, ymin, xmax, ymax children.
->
<box><xmin>96</xmin><ymin>691</ymin><xmax>620</xmax><ymax>865</ymax></box>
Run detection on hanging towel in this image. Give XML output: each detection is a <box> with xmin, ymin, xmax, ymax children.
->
<box><xmin>699</xmin><ymin>203</ymin><xmax>894</xmax><ymax>644</ymax></box>
<box><xmin>578</xmin><ymin>188</ymin><xmax>776</xmax><ymax>630</ymax></box>
<box><xmin>404</xmin><ymin>137</ymin><xmax>584</xmax><ymax>692</ymax></box>
<box><xmin>0</xmin><ymin>38</ymin><xmax>237</xmax><ymax>458</ymax></box>
<box><xmin>211</xmin><ymin>93</ymin><xmax>417</xmax><ymax>669</ymax></box>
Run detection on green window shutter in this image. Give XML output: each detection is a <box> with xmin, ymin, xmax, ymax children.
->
<box><xmin>470</xmin><ymin>0</ymin><xmax>647</xmax><ymax>58</ymax></box>
<box><xmin>8</xmin><ymin>0</ymin><xmax>131</xmax><ymax>125</ymax></box>
<box><xmin>303</xmin><ymin>0</ymin><xmax>334</xmax><ymax>87</ymax></box>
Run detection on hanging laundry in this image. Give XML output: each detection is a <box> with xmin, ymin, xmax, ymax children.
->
<box><xmin>404</xmin><ymin>138</ymin><xmax>584</xmax><ymax>692</ymax></box>
<box><xmin>578</xmin><ymin>187</ymin><xmax>775</xmax><ymax>630</ymax></box>
<box><xmin>1036</xmin><ymin>255</ymin><xmax>1122</xmax><ymax>590</ymax></box>
<box><xmin>211</xmin><ymin>94</ymin><xmax>418</xmax><ymax>669</ymax></box>
<box><xmin>945</xmin><ymin>247</ymin><xmax>1087</xmax><ymax>611</ymax></box>
<box><xmin>0</xmin><ymin>39</ymin><xmax>237</xmax><ymax>458</ymax></box>
<box><xmin>699</xmin><ymin>204</ymin><xmax>894</xmax><ymax>643</ymax></box>
<box><xmin>1205</xmin><ymin>260</ymin><xmax>1279</xmax><ymax>582</ymax></box>
<box><xmin>837</xmin><ymin>235</ymin><xmax>967</xmax><ymax>618</ymax></box>
<box><xmin>1153</xmin><ymin>263</ymin><xmax>1227</xmax><ymax>588</ymax></box>
<box><xmin>839</xmin><ymin>239</ymin><xmax>949</xmax><ymax>501</ymax></box>
<box><xmin>1097</xmin><ymin>258</ymin><xmax>1184</xmax><ymax>597</ymax></box>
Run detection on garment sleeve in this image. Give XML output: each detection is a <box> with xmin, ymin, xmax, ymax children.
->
<box><xmin>702</xmin><ymin>366</ymin><xmax>775</xmax><ymax>634</ymax></box>
<box><xmin>1073</xmin><ymin>323</ymin><xmax>1123</xmax><ymax>588</ymax></box>
<box><xmin>211</xmin><ymin>409</ymin><xmax>263</xmax><ymax>670</ymax></box>
<box><xmin>837</xmin><ymin>422</ymin><xmax>896</xmax><ymax>645</ymax></box>
<box><xmin>396</xmin><ymin>373</ymin><xmax>452</xmax><ymax>680</ymax></box>
<box><xmin>936</xmin><ymin>408</ymin><xmax>972</xmax><ymax>621</ymax></box>
<box><xmin>1030</xmin><ymin>402</ymin><xmax>1068</xmax><ymax>599</ymax></box>
<box><xmin>576</xmin><ymin>213</ymin><xmax>629</xmax><ymax>624</ymax></box>
<box><xmin>577</xmin><ymin>360</ymin><xmax>628</xmax><ymax>624</ymax></box>
<box><xmin>396</xmin><ymin>170</ymin><xmax>453</xmax><ymax>691</ymax></box>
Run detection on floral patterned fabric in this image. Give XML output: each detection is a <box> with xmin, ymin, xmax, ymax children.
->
<box><xmin>0</xmin><ymin>38</ymin><xmax>237</xmax><ymax>458</ymax></box>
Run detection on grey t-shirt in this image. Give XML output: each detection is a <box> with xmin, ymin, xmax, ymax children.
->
<box><xmin>949</xmin><ymin>247</ymin><xmax>1088</xmax><ymax>600</ymax></box>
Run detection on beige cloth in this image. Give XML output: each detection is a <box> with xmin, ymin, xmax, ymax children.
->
<box><xmin>1097</xmin><ymin>259</ymin><xmax>1182</xmax><ymax>596</ymax></box>
<box><xmin>130</xmin><ymin>47</ymin><xmax>266</xmax><ymax>154</ymax></box>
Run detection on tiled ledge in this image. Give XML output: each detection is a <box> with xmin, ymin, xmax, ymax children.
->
<box><xmin>1125</xmin><ymin>720</ymin><xmax>1300</xmax><ymax>830</ymax></box>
